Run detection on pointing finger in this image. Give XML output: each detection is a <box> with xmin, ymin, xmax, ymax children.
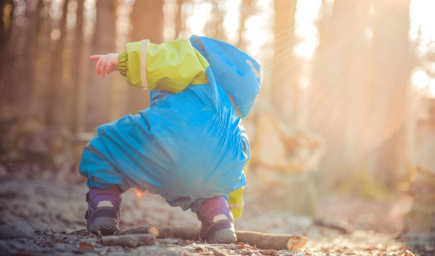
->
<box><xmin>100</xmin><ymin>56</ymin><xmax>109</xmax><ymax>77</ymax></box>
<box><xmin>105</xmin><ymin>57</ymin><xmax>114</xmax><ymax>74</ymax></box>
<box><xmin>90</xmin><ymin>55</ymin><xmax>104</xmax><ymax>60</ymax></box>
<box><xmin>95</xmin><ymin>56</ymin><xmax>105</xmax><ymax>75</ymax></box>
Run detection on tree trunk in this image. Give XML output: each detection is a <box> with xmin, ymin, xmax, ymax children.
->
<box><xmin>0</xmin><ymin>0</ymin><xmax>40</xmax><ymax>119</ymax></box>
<box><xmin>237</xmin><ymin>0</ymin><xmax>254</xmax><ymax>51</ymax></box>
<box><xmin>124</xmin><ymin>0</ymin><xmax>164</xmax><ymax>116</ymax></box>
<box><xmin>270</xmin><ymin>0</ymin><xmax>297</xmax><ymax>123</ymax></box>
<box><xmin>46</xmin><ymin>0</ymin><xmax>69</xmax><ymax>127</ymax></box>
<box><xmin>84</xmin><ymin>0</ymin><xmax>116</xmax><ymax>132</ymax></box>
<box><xmin>309</xmin><ymin>0</ymin><xmax>415</xmax><ymax>193</ymax></box>
<box><xmin>71</xmin><ymin>0</ymin><xmax>85</xmax><ymax>133</ymax></box>
<box><xmin>0</xmin><ymin>0</ymin><xmax>13</xmax><ymax>56</ymax></box>
<box><xmin>307</xmin><ymin>0</ymin><xmax>371</xmax><ymax>192</ymax></box>
<box><xmin>368</xmin><ymin>0</ymin><xmax>415</xmax><ymax>190</ymax></box>
<box><xmin>28</xmin><ymin>0</ymin><xmax>51</xmax><ymax>122</ymax></box>
<box><xmin>0</xmin><ymin>0</ymin><xmax>13</xmax><ymax>110</ymax></box>
<box><xmin>174</xmin><ymin>0</ymin><xmax>184</xmax><ymax>38</ymax></box>
<box><xmin>204</xmin><ymin>0</ymin><xmax>225</xmax><ymax>41</ymax></box>
<box><xmin>0</xmin><ymin>0</ymin><xmax>43</xmax><ymax>164</ymax></box>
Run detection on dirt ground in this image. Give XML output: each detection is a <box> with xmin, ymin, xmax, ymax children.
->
<box><xmin>0</xmin><ymin>167</ymin><xmax>434</xmax><ymax>256</ymax></box>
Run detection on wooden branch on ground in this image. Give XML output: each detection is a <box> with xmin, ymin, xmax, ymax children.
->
<box><xmin>70</xmin><ymin>228</ymin><xmax>102</xmax><ymax>237</ymax></box>
<box><xmin>114</xmin><ymin>224</ymin><xmax>159</xmax><ymax>237</ymax></box>
<box><xmin>236</xmin><ymin>230</ymin><xmax>307</xmax><ymax>251</ymax></box>
<box><xmin>313</xmin><ymin>218</ymin><xmax>353</xmax><ymax>234</ymax></box>
<box><xmin>158</xmin><ymin>227</ymin><xmax>198</xmax><ymax>240</ymax></box>
<box><xmin>158</xmin><ymin>226</ymin><xmax>307</xmax><ymax>251</ymax></box>
<box><xmin>101</xmin><ymin>234</ymin><xmax>155</xmax><ymax>247</ymax></box>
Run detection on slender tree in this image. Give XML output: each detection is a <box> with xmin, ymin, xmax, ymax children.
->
<box><xmin>84</xmin><ymin>0</ymin><xmax>116</xmax><ymax>132</ymax></box>
<box><xmin>0</xmin><ymin>0</ymin><xmax>13</xmax><ymax>110</ymax></box>
<box><xmin>174</xmin><ymin>0</ymin><xmax>184</xmax><ymax>38</ymax></box>
<box><xmin>124</xmin><ymin>0</ymin><xmax>164</xmax><ymax>116</ymax></box>
<box><xmin>237</xmin><ymin>0</ymin><xmax>254</xmax><ymax>50</ymax></box>
<box><xmin>0</xmin><ymin>0</ymin><xmax>41</xmax><ymax>118</ymax></box>
<box><xmin>368</xmin><ymin>0</ymin><xmax>415</xmax><ymax>190</ymax></box>
<box><xmin>71</xmin><ymin>0</ymin><xmax>86</xmax><ymax>133</ymax></box>
<box><xmin>307</xmin><ymin>0</ymin><xmax>372</xmax><ymax>192</ymax></box>
<box><xmin>307</xmin><ymin>0</ymin><xmax>416</xmax><ymax>194</ymax></box>
<box><xmin>204</xmin><ymin>0</ymin><xmax>225</xmax><ymax>41</ymax></box>
<box><xmin>46</xmin><ymin>0</ymin><xmax>69</xmax><ymax>126</ymax></box>
<box><xmin>270</xmin><ymin>0</ymin><xmax>297</xmax><ymax>123</ymax></box>
<box><xmin>30</xmin><ymin>0</ymin><xmax>50</xmax><ymax>119</ymax></box>
<box><xmin>0</xmin><ymin>0</ymin><xmax>13</xmax><ymax>56</ymax></box>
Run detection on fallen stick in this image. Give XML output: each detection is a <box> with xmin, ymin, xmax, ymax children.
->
<box><xmin>313</xmin><ymin>218</ymin><xmax>353</xmax><ymax>234</ymax></box>
<box><xmin>70</xmin><ymin>228</ymin><xmax>102</xmax><ymax>237</ymax></box>
<box><xmin>114</xmin><ymin>224</ymin><xmax>159</xmax><ymax>237</ymax></box>
<box><xmin>158</xmin><ymin>227</ymin><xmax>198</xmax><ymax>240</ymax></box>
<box><xmin>236</xmin><ymin>231</ymin><xmax>306</xmax><ymax>251</ymax></box>
<box><xmin>158</xmin><ymin>227</ymin><xmax>307</xmax><ymax>251</ymax></box>
<box><xmin>258</xmin><ymin>249</ymin><xmax>278</xmax><ymax>255</ymax></box>
<box><xmin>101</xmin><ymin>234</ymin><xmax>155</xmax><ymax>248</ymax></box>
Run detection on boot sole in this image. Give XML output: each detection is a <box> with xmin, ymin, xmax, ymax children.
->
<box><xmin>206</xmin><ymin>228</ymin><xmax>237</xmax><ymax>244</ymax></box>
<box><xmin>89</xmin><ymin>217</ymin><xmax>119</xmax><ymax>236</ymax></box>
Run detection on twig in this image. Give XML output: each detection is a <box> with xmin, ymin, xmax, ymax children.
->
<box><xmin>101</xmin><ymin>234</ymin><xmax>155</xmax><ymax>247</ymax></box>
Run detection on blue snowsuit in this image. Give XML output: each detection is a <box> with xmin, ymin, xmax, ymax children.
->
<box><xmin>79</xmin><ymin>35</ymin><xmax>261</xmax><ymax>213</ymax></box>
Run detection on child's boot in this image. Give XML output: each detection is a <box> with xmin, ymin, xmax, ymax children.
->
<box><xmin>85</xmin><ymin>187</ymin><xmax>122</xmax><ymax>235</ymax></box>
<box><xmin>197</xmin><ymin>196</ymin><xmax>237</xmax><ymax>244</ymax></box>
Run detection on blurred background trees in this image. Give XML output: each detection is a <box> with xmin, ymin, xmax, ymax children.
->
<box><xmin>1</xmin><ymin>0</ymin><xmax>435</xmax><ymax>223</ymax></box>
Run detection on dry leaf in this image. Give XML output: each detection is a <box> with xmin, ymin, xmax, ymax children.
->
<box><xmin>79</xmin><ymin>241</ymin><xmax>93</xmax><ymax>250</ymax></box>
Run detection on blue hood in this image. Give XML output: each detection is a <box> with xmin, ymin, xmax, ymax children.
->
<box><xmin>189</xmin><ymin>35</ymin><xmax>261</xmax><ymax>119</ymax></box>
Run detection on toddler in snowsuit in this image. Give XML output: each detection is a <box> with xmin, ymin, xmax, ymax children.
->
<box><xmin>80</xmin><ymin>35</ymin><xmax>260</xmax><ymax>243</ymax></box>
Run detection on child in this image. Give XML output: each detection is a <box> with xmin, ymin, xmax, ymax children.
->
<box><xmin>80</xmin><ymin>35</ymin><xmax>260</xmax><ymax>244</ymax></box>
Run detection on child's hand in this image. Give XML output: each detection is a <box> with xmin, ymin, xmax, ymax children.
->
<box><xmin>90</xmin><ymin>53</ymin><xmax>119</xmax><ymax>77</ymax></box>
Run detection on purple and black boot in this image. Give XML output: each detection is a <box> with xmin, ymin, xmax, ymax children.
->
<box><xmin>197</xmin><ymin>196</ymin><xmax>237</xmax><ymax>244</ymax></box>
<box><xmin>85</xmin><ymin>187</ymin><xmax>122</xmax><ymax>235</ymax></box>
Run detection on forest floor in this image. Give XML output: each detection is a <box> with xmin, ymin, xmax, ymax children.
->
<box><xmin>0</xmin><ymin>166</ymin><xmax>434</xmax><ymax>256</ymax></box>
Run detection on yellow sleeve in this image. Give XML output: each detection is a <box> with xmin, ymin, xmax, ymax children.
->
<box><xmin>229</xmin><ymin>161</ymin><xmax>249</xmax><ymax>220</ymax></box>
<box><xmin>118</xmin><ymin>51</ymin><xmax>128</xmax><ymax>76</ymax></box>
<box><xmin>117</xmin><ymin>39</ymin><xmax>209</xmax><ymax>93</ymax></box>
